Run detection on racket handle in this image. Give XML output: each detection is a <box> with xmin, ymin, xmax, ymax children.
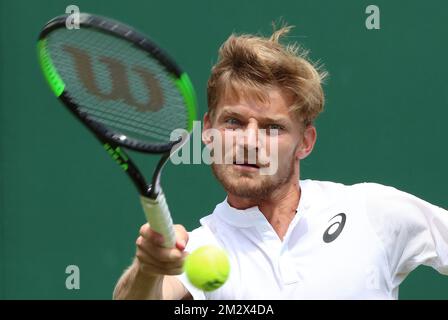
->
<box><xmin>140</xmin><ymin>192</ymin><xmax>176</xmax><ymax>248</ymax></box>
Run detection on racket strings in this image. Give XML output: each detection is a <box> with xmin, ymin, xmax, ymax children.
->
<box><xmin>78</xmin><ymin>95</ymin><xmax>185</xmax><ymax>141</ymax></box>
<box><xmin>46</xmin><ymin>27</ymin><xmax>189</xmax><ymax>144</ymax></box>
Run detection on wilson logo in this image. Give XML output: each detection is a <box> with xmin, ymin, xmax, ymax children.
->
<box><xmin>63</xmin><ymin>45</ymin><xmax>164</xmax><ymax>112</ymax></box>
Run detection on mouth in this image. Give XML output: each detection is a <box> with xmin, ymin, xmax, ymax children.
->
<box><xmin>232</xmin><ymin>161</ymin><xmax>261</xmax><ymax>171</ymax></box>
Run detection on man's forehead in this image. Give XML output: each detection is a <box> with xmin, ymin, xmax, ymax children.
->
<box><xmin>215</xmin><ymin>90</ymin><xmax>294</xmax><ymax>119</ymax></box>
<box><xmin>217</xmin><ymin>105</ymin><xmax>291</xmax><ymax>122</ymax></box>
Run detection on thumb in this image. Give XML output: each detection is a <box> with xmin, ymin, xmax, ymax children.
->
<box><xmin>173</xmin><ymin>224</ymin><xmax>189</xmax><ymax>251</ymax></box>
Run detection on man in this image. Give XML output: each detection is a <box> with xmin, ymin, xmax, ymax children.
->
<box><xmin>113</xmin><ymin>26</ymin><xmax>448</xmax><ymax>299</ymax></box>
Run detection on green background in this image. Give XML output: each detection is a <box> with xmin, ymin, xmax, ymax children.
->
<box><xmin>1</xmin><ymin>0</ymin><xmax>447</xmax><ymax>299</ymax></box>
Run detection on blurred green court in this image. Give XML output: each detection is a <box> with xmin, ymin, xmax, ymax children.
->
<box><xmin>0</xmin><ymin>0</ymin><xmax>447</xmax><ymax>299</ymax></box>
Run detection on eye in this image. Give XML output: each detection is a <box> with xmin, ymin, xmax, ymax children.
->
<box><xmin>266</xmin><ymin>124</ymin><xmax>284</xmax><ymax>135</ymax></box>
<box><xmin>267</xmin><ymin>124</ymin><xmax>283</xmax><ymax>130</ymax></box>
<box><xmin>225</xmin><ymin>117</ymin><xmax>241</xmax><ymax>126</ymax></box>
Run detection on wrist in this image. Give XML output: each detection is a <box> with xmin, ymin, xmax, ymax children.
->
<box><xmin>134</xmin><ymin>259</ymin><xmax>162</xmax><ymax>281</ymax></box>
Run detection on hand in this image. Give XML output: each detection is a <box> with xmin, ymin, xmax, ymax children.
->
<box><xmin>135</xmin><ymin>223</ymin><xmax>189</xmax><ymax>277</ymax></box>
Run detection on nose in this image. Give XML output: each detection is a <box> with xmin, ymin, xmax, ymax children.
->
<box><xmin>245</xmin><ymin>120</ymin><xmax>258</xmax><ymax>151</ymax></box>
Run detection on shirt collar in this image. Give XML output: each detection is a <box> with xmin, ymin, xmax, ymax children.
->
<box><xmin>214</xmin><ymin>179</ymin><xmax>312</xmax><ymax>228</ymax></box>
<box><xmin>214</xmin><ymin>198</ymin><xmax>266</xmax><ymax>228</ymax></box>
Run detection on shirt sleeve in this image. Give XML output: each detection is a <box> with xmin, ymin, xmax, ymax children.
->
<box><xmin>362</xmin><ymin>183</ymin><xmax>448</xmax><ymax>287</ymax></box>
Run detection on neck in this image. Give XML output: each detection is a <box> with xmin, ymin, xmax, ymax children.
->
<box><xmin>227</xmin><ymin>167</ymin><xmax>301</xmax><ymax>240</ymax></box>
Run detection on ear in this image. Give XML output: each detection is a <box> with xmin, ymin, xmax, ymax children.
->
<box><xmin>296</xmin><ymin>125</ymin><xmax>317</xmax><ymax>160</ymax></box>
<box><xmin>202</xmin><ymin>112</ymin><xmax>213</xmax><ymax>145</ymax></box>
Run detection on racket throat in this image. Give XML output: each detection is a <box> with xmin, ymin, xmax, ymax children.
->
<box><xmin>147</xmin><ymin>152</ymin><xmax>170</xmax><ymax>199</ymax></box>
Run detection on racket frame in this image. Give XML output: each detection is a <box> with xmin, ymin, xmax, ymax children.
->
<box><xmin>38</xmin><ymin>13</ymin><xmax>196</xmax><ymax>154</ymax></box>
<box><xmin>37</xmin><ymin>13</ymin><xmax>197</xmax><ymax>247</ymax></box>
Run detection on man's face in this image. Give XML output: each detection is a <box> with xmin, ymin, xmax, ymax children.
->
<box><xmin>203</xmin><ymin>87</ymin><xmax>306</xmax><ymax>199</ymax></box>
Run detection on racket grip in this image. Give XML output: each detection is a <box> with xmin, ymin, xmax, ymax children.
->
<box><xmin>140</xmin><ymin>192</ymin><xmax>176</xmax><ymax>248</ymax></box>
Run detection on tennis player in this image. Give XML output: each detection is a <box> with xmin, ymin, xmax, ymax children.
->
<box><xmin>113</xmin><ymin>26</ymin><xmax>448</xmax><ymax>300</ymax></box>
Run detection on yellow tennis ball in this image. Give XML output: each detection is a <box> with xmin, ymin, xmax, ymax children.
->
<box><xmin>184</xmin><ymin>245</ymin><xmax>230</xmax><ymax>292</ymax></box>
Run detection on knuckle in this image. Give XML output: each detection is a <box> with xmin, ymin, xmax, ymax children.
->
<box><xmin>152</xmin><ymin>248</ymin><xmax>172</xmax><ymax>263</ymax></box>
<box><xmin>167</xmin><ymin>249</ymin><xmax>182</xmax><ymax>261</ymax></box>
<box><xmin>135</xmin><ymin>236</ymin><xmax>143</xmax><ymax>247</ymax></box>
<box><xmin>156</xmin><ymin>249</ymin><xmax>171</xmax><ymax>262</ymax></box>
<box><xmin>147</xmin><ymin>247</ymin><xmax>166</xmax><ymax>263</ymax></box>
<box><xmin>139</xmin><ymin>224</ymin><xmax>148</xmax><ymax>236</ymax></box>
<box><xmin>135</xmin><ymin>251</ymin><xmax>145</xmax><ymax>261</ymax></box>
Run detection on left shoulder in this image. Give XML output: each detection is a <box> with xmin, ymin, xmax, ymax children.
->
<box><xmin>301</xmin><ymin>179</ymin><xmax>398</xmax><ymax>202</ymax></box>
<box><xmin>343</xmin><ymin>181</ymin><xmax>446</xmax><ymax>223</ymax></box>
<box><xmin>304</xmin><ymin>179</ymin><xmax>404</xmax><ymax>198</ymax></box>
<box><xmin>302</xmin><ymin>179</ymin><xmax>429</xmax><ymax>212</ymax></box>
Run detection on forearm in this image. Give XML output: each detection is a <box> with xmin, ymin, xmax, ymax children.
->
<box><xmin>113</xmin><ymin>259</ymin><xmax>164</xmax><ymax>300</ymax></box>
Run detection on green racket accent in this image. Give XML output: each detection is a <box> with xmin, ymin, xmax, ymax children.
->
<box><xmin>174</xmin><ymin>73</ymin><xmax>197</xmax><ymax>131</ymax></box>
<box><xmin>104</xmin><ymin>143</ymin><xmax>129</xmax><ymax>171</ymax></box>
<box><xmin>37</xmin><ymin>39</ymin><xmax>65</xmax><ymax>97</ymax></box>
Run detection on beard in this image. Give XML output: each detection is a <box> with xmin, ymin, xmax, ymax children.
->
<box><xmin>211</xmin><ymin>150</ymin><xmax>296</xmax><ymax>200</ymax></box>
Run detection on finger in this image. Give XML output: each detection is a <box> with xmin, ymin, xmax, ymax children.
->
<box><xmin>136</xmin><ymin>236</ymin><xmax>185</xmax><ymax>263</ymax></box>
<box><xmin>137</xmin><ymin>252</ymin><xmax>185</xmax><ymax>271</ymax></box>
<box><xmin>174</xmin><ymin>224</ymin><xmax>189</xmax><ymax>251</ymax></box>
<box><xmin>139</xmin><ymin>261</ymin><xmax>184</xmax><ymax>276</ymax></box>
<box><xmin>136</xmin><ymin>250</ymin><xmax>185</xmax><ymax>274</ymax></box>
<box><xmin>139</xmin><ymin>223</ymin><xmax>164</xmax><ymax>245</ymax></box>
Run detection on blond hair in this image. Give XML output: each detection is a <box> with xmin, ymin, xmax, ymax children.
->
<box><xmin>207</xmin><ymin>25</ymin><xmax>327</xmax><ymax>126</ymax></box>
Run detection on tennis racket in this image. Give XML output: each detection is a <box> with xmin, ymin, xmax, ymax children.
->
<box><xmin>37</xmin><ymin>13</ymin><xmax>197</xmax><ymax>248</ymax></box>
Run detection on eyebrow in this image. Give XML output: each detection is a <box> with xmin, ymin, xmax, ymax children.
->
<box><xmin>217</xmin><ymin>107</ymin><xmax>290</xmax><ymax>125</ymax></box>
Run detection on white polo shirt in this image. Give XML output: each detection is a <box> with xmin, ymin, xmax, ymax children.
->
<box><xmin>176</xmin><ymin>179</ymin><xmax>448</xmax><ymax>299</ymax></box>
